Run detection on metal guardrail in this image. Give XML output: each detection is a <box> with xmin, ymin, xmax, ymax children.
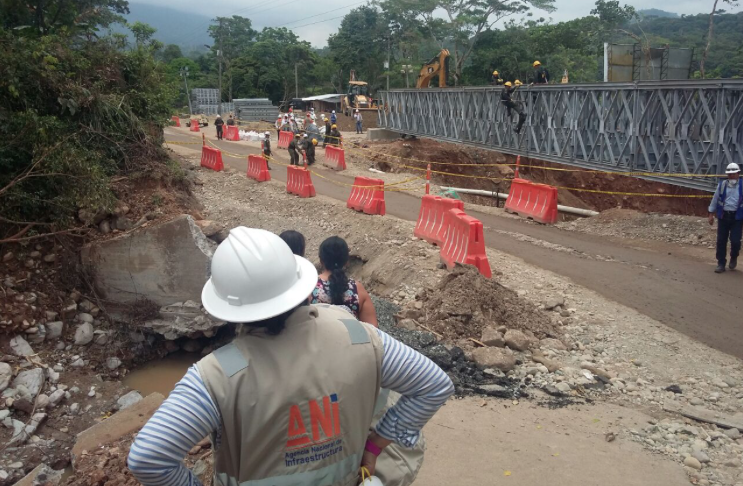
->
<box><xmin>377</xmin><ymin>80</ymin><xmax>743</xmax><ymax>191</ymax></box>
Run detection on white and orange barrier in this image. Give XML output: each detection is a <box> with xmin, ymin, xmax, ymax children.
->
<box><xmin>323</xmin><ymin>145</ymin><xmax>346</xmax><ymax>171</ymax></box>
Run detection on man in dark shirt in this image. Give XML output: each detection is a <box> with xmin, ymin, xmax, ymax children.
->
<box><xmin>226</xmin><ymin>114</ymin><xmax>236</xmax><ymax>126</ymax></box>
<box><xmin>533</xmin><ymin>61</ymin><xmax>549</xmax><ymax>84</ymax></box>
<box><xmin>287</xmin><ymin>133</ymin><xmax>301</xmax><ymax>166</ymax></box>
<box><xmin>214</xmin><ymin>114</ymin><xmax>225</xmax><ymax>140</ymax></box>
<box><xmin>500</xmin><ymin>81</ymin><xmax>526</xmax><ymax>134</ymax></box>
<box><xmin>491</xmin><ymin>70</ymin><xmax>504</xmax><ymax>85</ymax></box>
<box><xmin>262</xmin><ymin>132</ymin><xmax>272</xmax><ymax>170</ymax></box>
<box><xmin>323</xmin><ymin>119</ymin><xmax>332</xmax><ymax>147</ymax></box>
<box><xmin>304</xmin><ymin>138</ymin><xmax>317</xmax><ymax>166</ymax></box>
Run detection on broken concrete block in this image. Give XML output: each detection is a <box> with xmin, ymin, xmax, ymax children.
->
<box><xmin>81</xmin><ymin>215</ymin><xmax>215</xmax><ymax>308</ymax></box>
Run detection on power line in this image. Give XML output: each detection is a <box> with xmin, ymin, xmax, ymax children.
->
<box><xmin>276</xmin><ymin>0</ymin><xmax>365</xmax><ymax>28</ymax></box>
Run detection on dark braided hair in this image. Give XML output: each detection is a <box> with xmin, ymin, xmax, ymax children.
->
<box><xmin>319</xmin><ymin>236</ymin><xmax>349</xmax><ymax>306</ymax></box>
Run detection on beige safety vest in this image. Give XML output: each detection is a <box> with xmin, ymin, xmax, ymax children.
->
<box><xmin>197</xmin><ymin>305</ymin><xmax>383</xmax><ymax>486</ymax></box>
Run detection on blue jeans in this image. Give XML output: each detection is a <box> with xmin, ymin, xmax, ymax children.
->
<box><xmin>356</xmin><ymin>120</ymin><xmax>362</xmax><ymax>133</ymax></box>
<box><xmin>716</xmin><ymin>213</ymin><xmax>743</xmax><ymax>265</ymax></box>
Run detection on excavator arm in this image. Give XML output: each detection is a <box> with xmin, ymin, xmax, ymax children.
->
<box><xmin>416</xmin><ymin>49</ymin><xmax>450</xmax><ymax>88</ymax></box>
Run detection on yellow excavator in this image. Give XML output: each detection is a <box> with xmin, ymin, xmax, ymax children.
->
<box><xmin>416</xmin><ymin>49</ymin><xmax>450</xmax><ymax>88</ymax></box>
<box><xmin>342</xmin><ymin>70</ymin><xmax>378</xmax><ymax>116</ymax></box>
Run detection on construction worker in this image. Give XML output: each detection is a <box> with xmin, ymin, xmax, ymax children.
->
<box><xmin>309</xmin><ymin>107</ymin><xmax>317</xmax><ymax>122</ymax></box>
<box><xmin>501</xmin><ymin>81</ymin><xmax>526</xmax><ymax>134</ymax></box>
<box><xmin>323</xmin><ymin>118</ymin><xmax>332</xmax><ymax>147</ymax></box>
<box><xmin>304</xmin><ymin>138</ymin><xmax>317</xmax><ymax>166</ymax></box>
<box><xmin>226</xmin><ymin>114</ymin><xmax>236</xmax><ymax>126</ymax></box>
<box><xmin>128</xmin><ymin>228</ymin><xmax>453</xmax><ymax>486</ymax></box>
<box><xmin>532</xmin><ymin>61</ymin><xmax>549</xmax><ymax>84</ymax></box>
<box><xmin>514</xmin><ymin>79</ymin><xmax>523</xmax><ymax>87</ymax></box>
<box><xmin>306</xmin><ymin>118</ymin><xmax>321</xmax><ymax>144</ymax></box>
<box><xmin>329</xmin><ymin>124</ymin><xmax>342</xmax><ymax>147</ymax></box>
<box><xmin>214</xmin><ymin>114</ymin><xmax>225</xmax><ymax>140</ymax></box>
<box><xmin>491</xmin><ymin>70</ymin><xmax>504</xmax><ymax>85</ymax></box>
<box><xmin>330</xmin><ymin>110</ymin><xmax>337</xmax><ymax>124</ymax></box>
<box><xmin>262</xmin><ymin>132</ymin><xmax>272</xmax><ymax>170</ymax></box>
<box><xmin>288</xmin><ymin>133</ymin><xmax>301</xmax><ymax>166</ymax></box>
<box><xmin>709</xmin><ymin>163</ymin><xmax>743</xmax><ymax>273</ymax></box>
<box><xmin>354</xmin><ymin>109</ymin><xmax>363</xmax><ymax>134</ymax></box>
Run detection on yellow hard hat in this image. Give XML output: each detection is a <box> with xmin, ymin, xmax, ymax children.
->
<box><xmin>312</xmin><ymin>139</ymin><xmax>318</xmax><ymax>145</ymax></box>
<box><xmin>331</xmin><ymin>124</ymin><xmax>337</xmax><ymax>129</ymax></box>
<box><xmin>504</xmin><ymin>81</ymin><xmax>512</xmax><ymax>87</ymax></box>
<box><xmin>295</xmin><ymin>133</ymin><xmax>300</xmax><ymax>137</ymax></box>
<box><xmin>492</xmin><ymin>70</ymin><xmax>499</xmax><ymax>75</ymax></box>
<box><xmin>514</xmin><ymin>79</ymin><xmax>522</xmax><ymax>86</ymax></box>
<box><xmin>533</xmin><ymin>60</ymin><xmax>541</xmax><ymax>67</ymax></box>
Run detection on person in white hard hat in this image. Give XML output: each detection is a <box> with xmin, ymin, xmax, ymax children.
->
<box><xmin>128</xmin><ymin>228</ymin><xmax>453</xmax><ymax>486</ymax></box>
<box><xmin>262</xmin><ymin>131</ymin><xmax>272</xmax><ymax>169</ymax></box>
<box><xmin>709</xmin><ymin>162</ymin><xmax>743</xmax><ymax>273</ymax></box>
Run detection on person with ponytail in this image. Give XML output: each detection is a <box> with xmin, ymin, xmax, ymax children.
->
<box><xmin>311</xmin><ymin>236</ymin><xmax>378</xmax><ymax>326</ymax></box>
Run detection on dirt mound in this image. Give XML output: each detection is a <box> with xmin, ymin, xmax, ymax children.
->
<box><xmin>409</xmin><ymin>265</ymin><xmax>558</xmax><ymax>342</ymax></box>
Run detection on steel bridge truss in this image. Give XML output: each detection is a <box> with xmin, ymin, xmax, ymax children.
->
<box><xmin>377</xmin><ymin>80</ymin><xmax>743</xmax><ymax>191</ymax></box>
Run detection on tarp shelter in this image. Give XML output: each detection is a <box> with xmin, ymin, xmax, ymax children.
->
<box><xmin>302</xmin><ymin>94</ymin><xmax>343</xmax><ymax>115</ymax></box>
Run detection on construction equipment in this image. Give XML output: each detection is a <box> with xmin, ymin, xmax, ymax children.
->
<box><xmin>185</xmin><ymin>114</ymin><xmax>209</xmax><ymax>128</ymax></box>
<box><xmin>416</xmin><ymin>49</ymin><xmax>450</xmax><ymax>88</ymax></box>
<box><xmin>342</xmin><ymin>70</ymin><xmax>378</xmax><ymax>116</ymax></box>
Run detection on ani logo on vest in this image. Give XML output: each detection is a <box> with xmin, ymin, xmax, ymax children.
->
<box><xmin>284</xmin><ymin>394</ymin><xmax>344</xmax><ymax>467</ymax></box>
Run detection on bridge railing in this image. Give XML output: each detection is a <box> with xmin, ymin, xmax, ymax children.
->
<box><xmin>377</xmin><ymin>80</ymin><xmax>743</xmax><ymax>191</ymax></box>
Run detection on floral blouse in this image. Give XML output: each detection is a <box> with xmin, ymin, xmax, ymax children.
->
<box><xmin>310</xmin><ymin>278</ymin><xmax>360</xmax><ymax>319</ymax></box>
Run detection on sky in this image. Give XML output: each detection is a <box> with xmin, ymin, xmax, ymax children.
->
<box><xmin>131</xmin><ymin>0</ymin><xmax>743</xmax><ymax>47</ymax></box>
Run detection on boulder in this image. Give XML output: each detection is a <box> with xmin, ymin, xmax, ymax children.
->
<box><xmin>74</xmin><ymin>323</ymin><xmax>94</xmax><ymax>345</ymax></box>
<box><xmin>10</xmin><ymin>335</ymin><xmax>34</xmax><ymax>357</ymax></box>
<box><xmin>480</xmin><ymin>327</ymin><xmax>505</xmax><ymax>347</ymax></box>
<box><xmin>81</xmin><ymin>215</ymin><xmax>215</xmax><ymax>308</ymax></box>
<box><xmin>470</xmin><ymin>347</ymin><xmax>516</xmax><ymax>372</ymax></box>
<box><xmin>11</xmin><ymin>368</ymin><xmax>44</xmax><ymax>399</ymax></box>
<box><xmin>143</xmin><ymin>300</ymin><xmax>224</xmax><ymax>339</ymax></box>
<box><xmin>0</xmin><ymin>363</ymin><xmax>12</xmax><ymax>393</ymax></box>
<box><xmin>540</xmin><ymin>338</ymin><xmax>567</xmax><ymax>351</ymax></box>
<box><xmin>46</xmin><ymin>321</ymin><xmax>64</xmax><ymax>340</ymax></box>
<box><xmin>117</xmin><ymin>390</ymin><xmax>143</xmax><ymax>410</ymax></box>
<box><xmin>504</xmin><ymin>329</ymin><xmax>537</xmax><ymax>351</ymax></box>
<box><xmin>194</xmin><ymin>220</ymin><xmax>223</xmax><ymax>237</ymax></box>
<box><xmin>396</xmin><ymin>319</ymin><xmax>419</xmax><ymax>331</ymax></box>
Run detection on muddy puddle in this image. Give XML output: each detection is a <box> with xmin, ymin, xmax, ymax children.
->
<box><xmin>124</xmin><ymin>352</ymin><xmax>200</xmax><ymax>397</ymax></box>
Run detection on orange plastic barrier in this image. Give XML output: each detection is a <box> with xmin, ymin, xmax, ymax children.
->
<box><xmin>247</xmin><ymin>155</ymin><xmax>270</xmax><ymax>182</ymax></box>
<box><xmin>286</xmin><ymin>165</ymin><xmax>316</xmax><ymax>198</ymax></box>
<box><xmin>414</xmin><ymin>195</ymin><xmax>465</xmax><ymax>246</ymax></box>
<box><xmin>323</xmin><ymin>145</ymin><xmax>346</xmax><ymax>171</ymax></box>
<box><xmin>224</xmin><ymin>125</ymin><xmax>239</xmax><ymax>141</ymax></box>
<box><xmin>347</xmin><ymin>177</ymin><xmax>385</xmax><ymax>215</ymax></box>
<box><xmin>171</xmin><ymin>116</ymin><xmax>180</xmax><ymax>127</ymax></box>
<box><xmin>439</xmin><ymin>208</ymin><xmax>492</xmax><ymax>278</ymax></box>
<box><xmin>278</xmin><ymin>131</ymin><xmax>293</xmax><ymax>149</ymax></box>
<box><xmin>190</xmin><ymin>120</ymin><xmax>200</xmax><ymax>132</ymax></box>
<box><xmin>200</xmin><ymin>145</ymin><xmax>224</xmax><ymax>172</ymax></box>
<box><xmin>504</xmin><ymin>178</ymin><xmax>559</xmax><ymax>224</ymax></box>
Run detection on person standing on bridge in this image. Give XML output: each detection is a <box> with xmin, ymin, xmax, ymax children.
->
<box><xmin>709</xmin><ymin>163</ymin><xmax>743</xmax><ymax>273</ymax></box>
<box><xmin>491</xmin><ymin>70</ymin><xmax>504</xmax><ymax>85</ymax></box>
<box><xmin>532</xmin><ymin>61</ymin><xmax>549</xmax><ymax>84</ymax></box>
<box><xmin>215</xmin><ymin>114</ymin><xmax>225</xmax><ymax>140</ymax></box>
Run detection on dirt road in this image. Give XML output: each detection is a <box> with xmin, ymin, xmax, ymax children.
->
<box><xmin>165</xmin><ymin>128</ymin><xmax>743</xmax><ymax>360</ymax></box>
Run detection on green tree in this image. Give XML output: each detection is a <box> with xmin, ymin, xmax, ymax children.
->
<box><xmin>0</xmin><ymin>0</ymin><xmax>129</xmax><ymax>35</ymax></box>
<box><xmin>160</xmin><ymin>44</ymin><xmax>183</xmax><ymax>63</ymax></box>
<box><xmin>208</xmin><ymin>15</ymin><xmax>257</xmax><ymax>101</ymax></box>
<box><xmin>381</xmin><ymin>0</ymin><xmax>555</xmax><ymax>85</ymax></box>
<box><xmin>129</xmin><ymin>21</ymin><xmax>161</xmax><ymax>50</ymax></box>
<box><xmin>700</xmin><ymin>0</ymin><xmax>740</xmax><ymax>77</ymax></box>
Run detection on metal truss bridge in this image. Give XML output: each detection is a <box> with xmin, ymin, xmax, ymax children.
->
<box><xmin>376</xmin><ymin>80</ymin><xmax>743</xmax><ymax>191</ymax></box>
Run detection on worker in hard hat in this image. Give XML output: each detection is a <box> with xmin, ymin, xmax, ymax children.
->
<box><xmin>709</xmin><ymin>163</ymin><xmax>743</xmax><ymax>273</ymax></box>
<box><xmin>288</xmin><ymin>133</ymin><xmax>301</xmax><ymax>165</ymax></box>
<box><xmin>491</xmin><ymin>70</ymin><xmax>504</xmax><ymax>85</ymax></box>
<box><xmin>514</xmin><ymin>79</ymin><xmax>523</xmax><ymax>87</ymax></box>
<box><xmin>323</xmin><ymin>117</ymin><xmax>332</xmax><ymax>147</ymax></box>
<box><xmin>128</xmin><ymin>227</ymin><xmax>454</xmax><ymax>485</ymax></box>
<box><xmin>532</xmin><ymin>60</ymin><xmax>549</xmax><ymax>84</ymax></box>
<box><xmin>500</xmin><ymin>81</ymin><xmax>526</xmax><ymax>134</ymax></box>
<box><xmin>330</xmin><ymin>109</ymin><xmax>337</xmax><ymax>124</ymax></box>
<box><xmin>262</xmin><ymin>131</ymin><xmax>272</xmax><ymax>170</ymax></box>
<box><xmin>329</xmin><ymin>123</ymin><xmax>342</xmax><ymax>147</ymax></box>
<box><xmin>303</xmin><ymin>138</ymin><xmax>317</xmax><ymax>166</ymax></box>
<box><xmin>214</xmin><ymin>114</ymin><xmax>225</xmax><ymax>140</ymax></box>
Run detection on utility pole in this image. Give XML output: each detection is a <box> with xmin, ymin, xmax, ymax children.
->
<box><xmin>386</xmin><ymin>36</ymin><xmax>391</xmax><ymax>91</ymax></box>
<box><xmin>218</xmin><ymin>18</ymin><xmax>223</xmax><ymax>115</ymax></box>
<box><xmin>295</xmin><ymin>62</ymin><xmax>299</xmax><ymax>98</ymax></box>
<box><xmin>180</xmin><ymin>66</ymin><xmax>193</xmax><ymax>115</ymax></box>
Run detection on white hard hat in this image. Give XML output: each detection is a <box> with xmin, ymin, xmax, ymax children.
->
<box><xmin>265</xmin><ymin>131</ymin><xmax>270</xmax><ymax>136</ymax></box>
<box><xmin>201</xmin><ymin>227</ymin><xmax>318</xmax><ymax>323</ymax></box>
<box><xmin>726</xmin><ymin>163</ymin><xmax>740</xmax><ymax>174</ymax></box>
<box><xmin>332</xmin><ymin>110</ymin><xmax>336</xmax><ymax>113</ymax></box>
<box><xmin>361</xmin><ymin>477</ymin><xmax>384</xmax><ymax>486</ymax></box>
<box><xmin>303</xmin><ymin>133</ymin><xmax>308</xmax><ymax>138</ymax></box>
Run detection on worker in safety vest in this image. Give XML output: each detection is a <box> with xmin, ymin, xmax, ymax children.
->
<box><xmin>128</xmin><ymin>227</ymin><xmax>454</xmax><ymax>486</ymax></box>
<box><xmin>501</xmin><ymin>81</ymin><xmax>526</xmax><ymax>134</ymax></box>
<box><xmin>491</xmin><ymin>70</ymin><xmax>504</xmax><ymax>85</ymax></box>
<box><xmin>709</xmin><ymin>163</ymin><xmax>743</xmax><ymax>273</ymax></box>
<box><xmin>288</xmin><ymin>133</ymin><xmax>301</xmax><ymax>165</ymax></box>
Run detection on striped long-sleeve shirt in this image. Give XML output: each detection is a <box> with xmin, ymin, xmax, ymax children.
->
<box><xmin>128</xmin><ymin>328</ymin><xmax>454</xmax><ymax>486</ymax></box>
